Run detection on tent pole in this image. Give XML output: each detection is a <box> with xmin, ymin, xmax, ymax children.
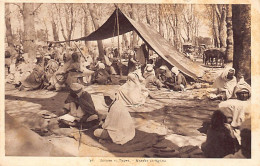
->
<box><xmin>116</xmin><ymin>6</ymin><xmax>122</xmax><ymax>77</ymax></box>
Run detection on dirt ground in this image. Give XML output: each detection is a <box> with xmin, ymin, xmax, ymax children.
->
<box><xmin>4</xmin><ymin>64</ymin><xmax>228</xmax><ymax>157</ymax></box>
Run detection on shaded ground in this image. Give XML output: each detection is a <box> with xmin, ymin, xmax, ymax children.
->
<box><xmin>5</xmin><ymin>62</ymin><xmax>229</xmax><ymax>157</ymax></box>
<box><xmin>5</xmin><ymin>82</ymin><xmax>221</xmax><ymax>157</ymax></box>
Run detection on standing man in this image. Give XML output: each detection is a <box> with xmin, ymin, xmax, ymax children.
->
<box><xmin>127</xmin><ymin>46</ymin><xmax>138</xmax><ymax>74</ymax></box>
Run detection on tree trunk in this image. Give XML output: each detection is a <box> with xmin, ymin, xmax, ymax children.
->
<box><xmin>175</xmin><ymin>13</ymin><xmax>182</xmax><ymax>51</ymax></box>
<box><xmin>66</xmin><ymin>5</ymin><xmax>73</xmax><ymax>42</ymax></box>
<box><xmin>51</xmin><ymin>19</ymin><xmax>59</xmax><ymax>41</ymax></box>
<box><xmin>129</xmin><ymin>4</ymin><xmax>138</xmax><ymax>47</ymax></box>
<box><xmin>158</xmin><ymin>4</ymin><xmax>166</xmax><ymax>38</ymax></box>
<box><xmin>122</xmin><ymin>34</ymin><xmax>129</xmax><ymax>49</ymax></box>
<box><xmin>84</xmin><ymin>15</ymin><xmax>91</xmax><ymax>47</ymax></box>
<box><xmin>232</xmin><ymin>4</ymin><xmax>251</xmax><ymax>84</ymax></box>
<box><xmin>145</xmin><ymin>5</ymin><xmax>151</xmax><ymax>25</ymax></box>
<box><xmin>23</xmin><ymin>3</ymin><xmax>36</xmax><ymax>60</ymax></box>
<box><xmin>219</xmin><ymin>5</ymin><xmax>227</xmax><ymax>48</ymax></box>
<box><xmin>42</xmin><ymin>19</ymin><xmax>49</xmax><ymax>42</ymax></box>
<box><xmin>226</xmin><ymin>4</ymin><xmax>233</xmax><ymax>62</ymax></box>
<box><xmin>5</xmin><ymin>3</ymin><xmax>13</xmax><ymax>47</ymax></box>
<box><xmin>213</xmin><ymin>5</ymin><xmax>220</xmax><ymax>48</ymax></box>
<box><xmin>88</xmin><ymin>4</ymin><xmax>104</xmax><ymax>58</ymax></box>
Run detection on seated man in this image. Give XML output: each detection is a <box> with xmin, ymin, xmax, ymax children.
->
<box><xmin>94</xmin><ymin>91</ymin><xmax>135</xmax><ymax>145</ymax></box>
<box><xmin>164</xmin><ymin>67</ymin><xmax>187</xmax><ymax>91</ymax></box>
<box><xmin>210</xmin><ymin>67</ymin><xmax>237</xmax><ymax>100</ymax></box>
<box><xmin>218</xmin><ymin>77</ymin><xmax>251</xmax><ymax>128</ymax></box>
<box><xmin>233</xmin><ymin>76</ymin><xmax>251</xmax><ymax>101</ymax></box>
<box><xmin>60</xmin><ymin>83</ymin><xmax>98</xmax><ymax>126</ymax></box>
<box><xmin>155</xmin><ymin>65</ymin><xmax>172</xmax><ymax>84</ymax></box>
<box><xmin>80</xmin><ymin>55</ymin><xmax>95</xmax><ymax>85</ymax></box>
<box><xmin>143</xmin><ymin>65</ymin><xmax>163</xmax><ymax>90</ymax></box>
<box><xmin>201</xmin><ymin>110</ymin><xmax>240</xmax><ymax>158</ymax></box>
<box><xmin>104</xmin><ymin>52</ymin><xmax>117</xmax><ymax>75</ymax></box>
<box><xmin>217</xmin><ymin>76</ymin><xmax>251</xmax><ymax>145</ymax></box>
<box><xmin>47</xmin><ymin>52</ymin><xmax>83</xmax><ymax>91</ymax></box>
<box><xmin>18</xmin><ymin>54</ymin><xmax>45</xmax><ymax>91</ymax></box>
<box><xmin>91</xmin><ymin>62</ymin><xmax>111</xmax><ymax>85</ymax></box>
<box><xmin>19</xmin><ymin>64</ymin><xmax>45</xmax><ymax>91</ymax></box>
<box><xmin>225</xmin><ymin>118</ymin><xmax>251</xmax><ymax>158</ymax></box>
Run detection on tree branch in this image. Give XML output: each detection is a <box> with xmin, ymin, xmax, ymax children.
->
<box><xmin>32</xmin><ymin>3</ymin><xmax>42</xmax><ymax>15</ymax></box>
<box><xmin>215</xmin><ymin>5</ymin><xmax>221</xmax><ymax>22</ymax></box>
<box><xmin>55</xmin><ymin>4</ymin><xmax>68</xmax><ymax>41</ymax></box>
<box><xmin>10</xmin><ymin>3</ymin><xmax>23</xmax><ymax>14</ymax></box>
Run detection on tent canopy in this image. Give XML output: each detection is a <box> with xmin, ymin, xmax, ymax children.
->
<box><xmin>67</xmin><ymin>9</ymin><xmax>205</xmax><ymax>80</ymax></box>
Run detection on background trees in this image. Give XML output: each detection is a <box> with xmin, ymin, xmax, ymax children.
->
<box><xmin>5</xmin><ymin>3</ymin><xmax>13</xmax><ymax>47</ymax></box>
<box><xmin>22</xmin><ymin>3</ymin><xmax>37</xmax><ymax>60</ymax></box>
<box><xmin>5</xmin><ymin>3</ymin><xmax>251</xmax><ymax>82</ymax></box>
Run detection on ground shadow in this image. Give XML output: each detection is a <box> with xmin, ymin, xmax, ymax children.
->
<box><xmin>75</xmin><ymin>127</ymin><xmax>180</xmax><ymax>157</ymax></box>
<box><xmin>5</xmin><ymin>92</ymin><xmax>68</xmax><ymax>116</ymax></box>
<box><xmin>131</xmin><ymin>99</ymin><xmax>218</xmax><ymax>137</ymax></box>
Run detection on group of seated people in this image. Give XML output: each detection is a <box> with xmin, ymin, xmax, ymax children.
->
<box><xmin>60</xmin><ymin>66</ymin><xmax>251</xmax><ymax>159</ymax></box>
<box><xmin>60</xmin><ymin>68</ymin><xmax>149</xmax><ymax>145</ymax></box>
<box><xmin>58</xmin><ymin>57</ymin><xmax>189</xmax><ymax>144</ymax></box>
<box><xmin>6</xmin><ymin>43</ymin><xmax>251</xmax><ymax>158</ymax></box>
<box><xmin>6</xmin><ymin>42</ymin><xmax>188</xmax><ymax>94</ymax></box>
<box><xmin>5</xmin><ymin>44</ymin><xmax>121</xmax><ymax>91</ymax></box>
<box><xmin>202</xmin><ymin>67</ymin><xmax>251</xmax><ymax>158</ymax></box>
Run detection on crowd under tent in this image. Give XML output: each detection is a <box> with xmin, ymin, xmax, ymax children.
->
<box><xmin>54</xmin><ymin>8</ymin><xmax>205</xmax><ymax>81</ymax></box>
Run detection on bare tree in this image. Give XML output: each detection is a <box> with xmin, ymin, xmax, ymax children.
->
<box><xmin>5</xmin><ymin>3</ymin><xmax>14</xmax><ymax>47</ymax></box>
<box><xmin>88</xmin><ymin>3</ymin><xmax>104</xmax><ymax>58</ymax></box>
<box><xmin>48</xmin><ymin>4</ymin><xmax>59</xmax><ymax>41</ymax></box>
<box><xmin>205</xmin><ymin>4</ymin><xmax>227</xmax><ymax>48</ymax></box>
<box><xmin>180</xmin><ymin>4</ymin><xmax>200</xmax><ymax>45</ymax></box>
<box><xmin>158</xmin><ymin>4</ymin><xmax>168</xmax><ymax>38</ymax></box>
<box><xmin>129</xmin><ymin>4</ymin><xmax>138</xmax><ymax>47</ymax></box>
<box><xmin>42</xmin><ymin>18</ymin><xmax>49</xmax><ymax>42</ymax></box>
<box><xmin>226</xmin><ymin>4</ymin><xmax>233</xmax><ymax>61</ymax></box>
<box><xmin>81</xmin><ymin>5</ymin><xmax>92</xmax><ymax>48</ymax></box>
<box><xmin>217</xmin><ymin>5</ymin><xmax>227</xmax><ymax>48</ymax></box>
<box><xmin>145</xmin><ymin>4</ymin><xmax>151</xmax><ymax>25</ymax></box>
<box><xmin>22</xmin><ymin>3</ymin><xmax>37</xmax><ymax>59</ymax></box>
<box><xmin>55</xmin><ymin>4</ymin><xmax>78</xmax><ymax>46</ymax></box>
<box><xmin>122</xmin><ymin>34</ymin><xmax>129</xmax><ymax>49</ymax></box>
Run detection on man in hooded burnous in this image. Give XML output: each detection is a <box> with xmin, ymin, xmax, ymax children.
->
<box><xmin>61</xmin><ymin>83</ymin><xmax>98</xmax><ymax>125</ymax></box>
